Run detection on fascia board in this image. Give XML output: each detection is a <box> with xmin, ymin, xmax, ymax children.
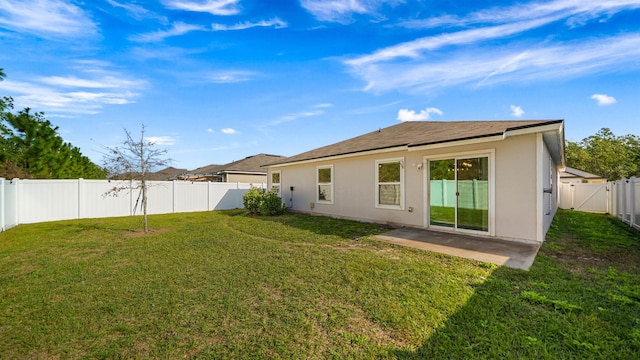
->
<box><xmin>408</xmin><ymin>135</ymin><xmax>504</xmax><ymax>152</ymax></box>
<box><xmin>264</xmin><ymin>145</ymin><xmax>408</xmax><ymax>168</ymax></box>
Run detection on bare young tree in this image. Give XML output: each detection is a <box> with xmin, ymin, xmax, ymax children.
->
<box><xmin>102</xmin><ymin>124</ymin><xmax>171</xmax><ymax>232</ymax></box>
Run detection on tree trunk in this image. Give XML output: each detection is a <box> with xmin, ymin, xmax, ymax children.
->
<box><xmin>142</xmin><ymin>179</ymin><xmax>148</xmax><ymax>232</ymax></box>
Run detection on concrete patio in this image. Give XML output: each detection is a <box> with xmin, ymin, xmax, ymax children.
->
<box><xmin>374</xmin><ymin>228</ymin><xmax>541</xmax><ymax>270</ymax></box>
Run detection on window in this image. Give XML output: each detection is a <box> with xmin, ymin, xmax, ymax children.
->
<box><xmin>376</xmin><ymin>158</ymin><xmax>404</xmax><ymax>209</ymax></box>
<box><xmin>316</xmin><ymin>165</ymin><xmax>333</xmax><ymax>203</ymax></box>
<box><xmin>271</xmin><ymin>171</ymin><xmax>281</xmax><ymax>196</ymax></box>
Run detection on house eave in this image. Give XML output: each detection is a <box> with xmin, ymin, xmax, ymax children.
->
<box><xmin>408</xmin><ymin>134</ymin><xmax>505</xmax><ymax>151</ymax></box>
<box><xmin>264</xmin><ymin>145</ymin><xmax>408</xmax><ymax>168</ymax></box>
<box><xmin>219</xmin><ymin>170</ymin><xmax>266</xmax><ymax>175</ymax></box>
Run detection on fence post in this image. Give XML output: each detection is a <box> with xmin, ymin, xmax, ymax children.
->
<box><xmin>130</xmin><ymin>179</ymin><xmax>134</xmax><ymax>216</ymax></box>
<box><xmin>77</xmin><ymin>178</ymin><xmax>84</xmax><ymax>219</ymax></box>
<box><xmin>630</xmin><ymin>177</ymin><xmax>637</xmax><ymax>228</ymax></box>
<box><xmin>13</xmin><ymin>178</ymin><xmax>20</xmax><ymax>226</ymax></box>
<box><xmin>207</xmin><ymin>181</ymin><xmax>212</xmax><ymax>211</ymax></box>
<box><xmin>237</xmin><ymin>182</ymin><xmax>241</xmax><ymax>209</ymax></box>
<box><xmin>1</xmin><ymin>178</ymin><xmax>4</xmax><ymax>232</ymax></box>
<box><xmin>172</xmin><ymin>180</ymin><xmax>177</xmax><ymax>213</ymax></box>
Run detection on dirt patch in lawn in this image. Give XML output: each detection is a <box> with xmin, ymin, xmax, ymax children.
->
<box><xmin>122</xmin><ymin>228</ymin><xmax>170</xmax><ymax>238</ymax></box>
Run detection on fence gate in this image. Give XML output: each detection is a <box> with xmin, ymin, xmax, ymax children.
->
<box><xmin>559</xmin><ymin>183</ymin><xmax>609</xmax><ymax>213</ymax></box>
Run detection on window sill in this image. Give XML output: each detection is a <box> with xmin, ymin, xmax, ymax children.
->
<box><xmin>376</xmin><ymin>204</ymin><xmax>404</xmax><ymax>211</ymax></box>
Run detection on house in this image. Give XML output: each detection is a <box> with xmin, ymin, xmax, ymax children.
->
<box><xmin>185</xmin><ymin>153</ymin><xmax>284</xmax><ymax>183</ymax></box>
<box><xmin>559</xmin><ymin>166</ymin><xmax>606</xmax><ymax>184</ymax></box>
<box><xmin>146</xmin><ymin>167</ymin><xmax>188</xmax><ymax>181</ymax></box>
<box><xmin>265</xmin><ymin>120</ymin><xmax>565</xmax><ymax>244</ymax></box>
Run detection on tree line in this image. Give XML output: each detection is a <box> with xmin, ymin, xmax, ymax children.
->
<box><xmin>566</xmin><ymin>128</ymin><xmax>640</xmax><ymax>181</ymax></box>
<box><xmin>0</xmin><ymin>69</ymin><xmax>106</xmax><ymax>179</ymax></box>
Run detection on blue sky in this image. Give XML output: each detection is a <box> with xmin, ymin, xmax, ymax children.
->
<box><xmin>1</xmin><ymin>0</ymin><xmax>639</xmax><ymax>170</ymax></box>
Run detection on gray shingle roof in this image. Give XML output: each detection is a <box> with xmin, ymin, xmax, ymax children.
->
<box><xmin>268</xmin><ymin>120</ymin><xmax>563</xmax><ymax>166</ymax></box>
<box><xmin>193</xmin><ymin>153</ymin><xmax>285</xmax><ymax>175</ymax></box>
<box><xmin>561</xmin><ymin>166</ymin><xmax>606</xmax><ymax>180</ymax></box>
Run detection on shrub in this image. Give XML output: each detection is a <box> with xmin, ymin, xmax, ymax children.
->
<box><xmin>243</xmin><ymin>187</ymin><xmax>265</xmax><ymax>215</ymax></box>
<box><xmin>259</xmin><ymin>190</ymin><xmax>286</xmax><ymax>216</ymax></box>
<box><xmin>243</xmin><ymin>187</ymin><xmax>286</xmax><ymax>216</ymax></box>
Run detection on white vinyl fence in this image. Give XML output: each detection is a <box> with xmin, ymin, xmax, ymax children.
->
<box><xmin>611</xmin><ymin>177</ymin><xmax>640</xmax><ymax>231</ymax></box>
<box><xmin>430</xmin><ymin>180</ymin><xmax>488</xmax><ymax>210</ymax></box>
<box><xmin>0</xmin><ymin>178</ymin><xmax>265</xmax><ymax>231</ymax></box>
<box><xmin>559</xmin><ymin>182</ymin><xmax>610</xmax><ymax>213</ymax></box>
<box><xmin>559</xmin><ymin>177</ymin><xmax>640</xmax><ymax>230</ymax></box>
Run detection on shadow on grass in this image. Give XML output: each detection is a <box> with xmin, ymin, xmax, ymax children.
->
<box><xmin>219</xmin><ymin>210</ymin><xmax>391</xmax><ymax>241</ymax></box>
<box><xmin>392</xmin><ymin>211</ymin><xmax>640</xmax><ymax>359</ymax></box>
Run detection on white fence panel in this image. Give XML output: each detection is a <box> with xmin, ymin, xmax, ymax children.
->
<box><xmin>1</xmin><ymin>178</ymin><xmax>19</xmax><ymax>231</ymax></box>
<box><xmin>559</xmin><ymin>183</ymin><xmax>609</xmax><ymax>212</ymax></box>
<box><xmin>146</xmin><ymin>181</ymin><xmax>174</xmax><ymax>215</ymax></box>
<box><xmin>18</xmin><ymin>179</ymin><xmax>80</xmax><ymax>224</ymax></box>
<box><xmin>174</xmin><ymin>181</ymin><xmax>209</xmax><ymax>213</ymax></box>
<box><xmin>635</xmin><ymin>180</ymin><xmax>640</xmax><ymax>230</ymax></box>
<box><xmin>82</xmin><ymin>180</ymin><xmax>132</xmax><ymax>219</ymax></box>
<box><xmin>0</xmin><ymin>178</ymin><xmax>265</xmax><ymax>230</ymax></box>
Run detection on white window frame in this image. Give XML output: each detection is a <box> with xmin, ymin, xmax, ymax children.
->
<box><xmin>375</xmin><ymin>157</ymin><xmax>405</xmax><ymax>210</ymax></box>
<box><xmin>271</xmin><ymin>170</ymin><xmax>281</xmax><ymax>197</ymax></box>
<box><xmin>316</xmin><ymin>165</ymin><xmax>334</xmax><ymax>204</ymax></box>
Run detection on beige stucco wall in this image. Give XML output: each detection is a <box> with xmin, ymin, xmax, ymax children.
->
<box><xmin>226</xmin><ymin>173</ymin><xmax>267</xmax><ymax>184</ymax></box>
<box><xmin>269</xmin><ymin>132</ymin><xmax>558</xmax><ymax>243</ymax></box>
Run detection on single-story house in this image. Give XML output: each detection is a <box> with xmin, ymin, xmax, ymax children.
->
<box><xmin>265</xmin><ymin>120</ymin><xmax>565</xmax><ymax>244</ymax></box>
<box><xmin>559</xmin><ymin>166</ymin><xmax>606</xmax><ymax>184</ymax></box>
<box><xmin>184</xmin><ymin>153</ymin><xmax>284</xmax><ymax>183</ymax></box>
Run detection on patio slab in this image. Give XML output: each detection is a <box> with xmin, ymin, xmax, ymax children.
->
<box><xmin>374</xmin><ymin>228</ymin><xmax>541</xmax><ymax>270</ymax></box>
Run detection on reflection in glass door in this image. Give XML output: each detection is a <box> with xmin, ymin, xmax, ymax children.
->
<box><xmin>456</xmin><ymin>157</ymin><xmax>488</xmax><ymax>231</ymax></box>
<box><xmin>429</xmin><ymin>156</ymin><xmax>489</xmax><ymax>232</ymax></box>
<box><xmin>429</xmin><ymin>159</ymin><xmax>455</xmax><ymax>228</ymax></box>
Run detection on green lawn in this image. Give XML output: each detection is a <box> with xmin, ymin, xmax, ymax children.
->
<box><xmin>1</xmin><ymin>210</ymin><xmax>639</xmax><ymax>358</ymax></box>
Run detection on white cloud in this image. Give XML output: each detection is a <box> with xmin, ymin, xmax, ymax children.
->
<box><xmin>261</xmin><ymin>104</ymin><xmax>330</xmax><ymax>128</ymax></box>
<box><xmin>345</xmin><ymin>1</ymin><xmax>640</xmax><ymax>94</ymax></box>
<box><xmin>510</xmin><ymin>105</ymin><xmax>525</xmax><ymax>117</ymax></box>
<box><xmin>397</xmin><ymin>107</ymin><xmax>443</xmax><ymax>122</ymax></box>
<box><xmin>300</xmin><ymin>0</ymin><xmax>400</xmax><ymax>23</ymax></box>
<box><xmin>107</xmin><ymin>0</ymin><xmax>168</xmax><ymax>22</ymax></box>
<box><xmin>221</xmin><ymin>128</ymin><xmax>237</xmax><ymax>134</ymax></box>
<box><xmin>0</xmin><ymin>0</ymin><xmax>97</xmax><ymax>38</ymax></box>
<box><xmin>162</xmin><ymin>0</ymin><xmax>240</xmax><ymax>15</ymax></box>
<box><xmin>347</xmin><ymin>17</ymin><xmax>560</xmax><ymax>68</ymax></box>
<box><xmin>399</xmin><ymin>0</ymin><xmax>640</xmax><ymax>29</ymax></box>
<box><xmin>212</xmin><ymin>18</ymin><xmax>287</xmax><ymax>31</ymax></box>
<box><xmin>39</xmin><ymin>75</ymin><xmax>145</xmax><ymax>89</ymax></box>
<box><xmin>130</xmin><ymin>22</ymin><xmax>206</xmax><ymax>42</ymax></box>
<box><xmin>347</xmin><ymin>33</ymin><xmax>640</xmax><ymax>94</ymax></box>
<box><xmin>207</xmin><ymin>128</ymin><xmax>214</xmax><ymax>133</ymax></box>
<box><xmin>206</xmin><ymin>70</ymin><xmax>259</xmax><ymax>83</ymax></box>
<box><xmin>146</xmin><ymin>136</ymin><xmax>177</xmax><ymax>146</ymax></box>
<box><xmin>591</xmin><ymin>93</ymin><xmax>617</xmax><ymax>106</ymax></box>
<box><xmin>0</xmin><ymin>61</ymin><xmax>146</xmax><ymax>117</ymax></box>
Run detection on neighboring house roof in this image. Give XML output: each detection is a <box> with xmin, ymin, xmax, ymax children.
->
<box><xmin>186</xmin><ymin>154</ymin><xmax>285</xmax><ymax>180</ymax></box>
<box><xmin>217</xmin><ymin>153</ymin><xmax>285</xmax><ymax>174</ymax></box>
<box><xmin>147</xmin><ymin>167</ymin><xmax>188</xmax><ymax>181</ymax></box>
<box><xmin>267</xmin><ymin>120</ymin><xmax>564</xmax><ymax>167</ymax></box>
<box><xmin>560</xmin><ymin>166</ymin><xmax>606</xmax><ymax>180</ymax></box>
<box><xmin>190</xmin><ymin>164</ymin><xmax>224</xmax><ymax>175</ymax></box>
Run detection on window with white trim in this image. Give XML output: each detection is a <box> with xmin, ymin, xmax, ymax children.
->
<box><xmin>316</xmin><ymin>165</ymin><xmax>333</xmax><ymax>204</ymax></box>
<box><xmin>376</xmin><ymin>158</ymin><xmax>404</xmax><ymax>209</ymax></box>
<box><xmin>271</xmin><ymin>170</ymin><xmax>281</xmax><ymax>197</ymax></box>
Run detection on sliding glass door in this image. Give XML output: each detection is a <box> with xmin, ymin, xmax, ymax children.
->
<box><xmin>429</xmin><ymin>156</ymin><xmax>489</xmax><ymax>232</ymax></box>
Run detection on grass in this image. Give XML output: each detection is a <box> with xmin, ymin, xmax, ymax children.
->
<box><xmin>1</xmin><ymin>209</ymin><xmax>639</xmax><ymax>358</ymax></box>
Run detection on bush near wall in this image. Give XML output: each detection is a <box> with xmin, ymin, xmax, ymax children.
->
<box><xmin>243</xmin><ymin>187</ymin><xmax>286</xmax><ymax>216</ymax></box>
